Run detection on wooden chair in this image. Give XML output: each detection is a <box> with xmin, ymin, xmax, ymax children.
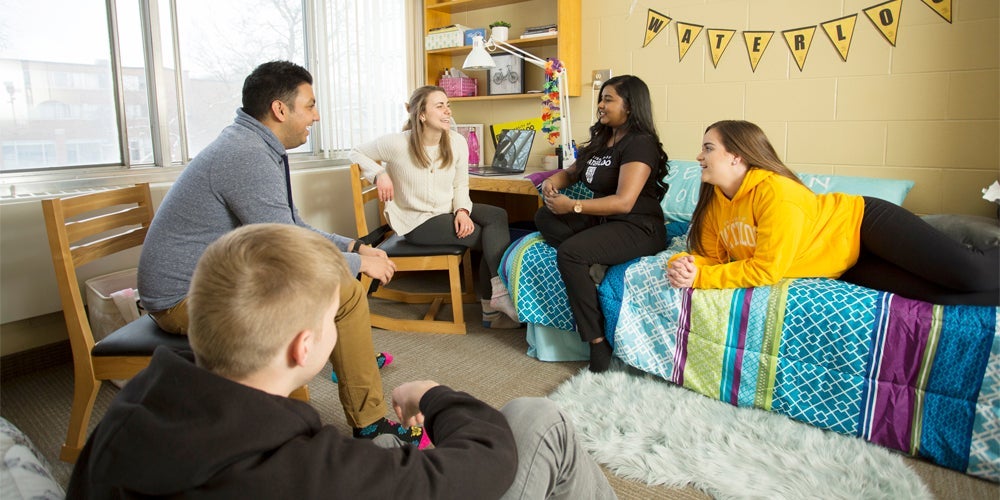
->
<box><xmin>349</xmin><ymin>163</ymin><xmax>476</xmax><ymax>334</ymax></box>
<box><xmin>42</xmin><ymin>184</ymin><xmax>309</xmax><ymax>462</ymax></box>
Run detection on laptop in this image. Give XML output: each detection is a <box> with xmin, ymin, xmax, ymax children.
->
<box><xmin>468</xmin><ymin>129</ymin><xmax>535</xmax><ymax>176</ymax></box>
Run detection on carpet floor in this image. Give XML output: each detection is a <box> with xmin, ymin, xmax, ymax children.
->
<box><xmin>1</xmin><ymin>298</ymin><xmax>997</xmax><ymax>499</ymax></box>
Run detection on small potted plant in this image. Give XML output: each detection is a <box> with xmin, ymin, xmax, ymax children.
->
<box><xmin>489</xmin><ymin>20</ymin><xmax>511</xmax><ymax>42</ymax></box>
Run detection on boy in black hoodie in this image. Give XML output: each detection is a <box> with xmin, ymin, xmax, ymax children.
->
<box><xmin>68</xmin><ymin>223</ymin><xmax>615</xmax><ymax>499</ymax></box>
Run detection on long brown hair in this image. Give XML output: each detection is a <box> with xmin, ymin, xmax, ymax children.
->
<box><xmin>688</xmin><ymin>120</ymin><xmax>804</xmax><ymax>255</ymax></box>
<box><xmin>402</xmin><ymin>86</ymin><xmax>453</xmax><ymax>169</ymax></box>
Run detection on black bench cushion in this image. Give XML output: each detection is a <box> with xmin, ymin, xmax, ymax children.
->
<box><xmin>91</xmin><ymin>314</ymin><xmax>189</xmax><ymax>357</ymax></box>
<box><xmin>377</xmin><ymin>234</ymin><xmax>467</xmax><ymax>258</ymax></box>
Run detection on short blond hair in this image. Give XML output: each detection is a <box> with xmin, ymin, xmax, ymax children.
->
<box><xmin>188</xmin><ymin>224</ymin><xmax>348</xmax><ymax>378</ymax></box>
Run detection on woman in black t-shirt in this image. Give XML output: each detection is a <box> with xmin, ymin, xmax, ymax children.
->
<box><xmin>535</xmin><ymin>74</ymin><xmax>670</xmax><ymax>373</ymax></box>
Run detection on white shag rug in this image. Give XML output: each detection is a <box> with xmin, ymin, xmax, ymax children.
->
<box><xmin>549</xmin><ymin>368</ymin><xmax>932</xmax><ymax>500</ymax></box>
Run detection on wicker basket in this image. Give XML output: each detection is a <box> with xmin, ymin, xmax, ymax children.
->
<box><xmin>439</xmin><ymin>76</ymin><xmax>477</xmax><ymax>97</ymax></box>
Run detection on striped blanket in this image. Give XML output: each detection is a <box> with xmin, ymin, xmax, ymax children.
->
<box><xmin>501</xmin><ymin>234</ymin><xmax>1000</xmax><ymax>481</ymax></box>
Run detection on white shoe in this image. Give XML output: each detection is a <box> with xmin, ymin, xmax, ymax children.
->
<box><xmin>489</xmin><ymin>276</ymin><xmax>518</xmax><ymax>321</ymax></box>
<box><xmin>481</xmin><ymin>300</ymin><xmax>522</xmax><ymax>329</ymax></box>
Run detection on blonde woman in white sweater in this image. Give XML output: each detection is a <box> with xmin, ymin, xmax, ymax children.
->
<box><xmin>351</xmin><ymin>86</ymin><xmax>519</xmax><ymax>328</ymax></box>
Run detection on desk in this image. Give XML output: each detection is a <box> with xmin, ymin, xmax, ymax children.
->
<box><xmin>468</xmin><ymin>168</ymin><xmax>544</xmax><ymax>223</ymax></box>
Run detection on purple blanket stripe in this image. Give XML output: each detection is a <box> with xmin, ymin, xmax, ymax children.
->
<box><xmin>868</xmin><ymin>296</ymin><xmax>932</xmax><ymax>451</ymax></box>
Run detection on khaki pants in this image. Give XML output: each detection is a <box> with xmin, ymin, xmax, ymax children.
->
<box><xmin>150</xmin><ymin>277</ymin><xmax>386</xmax><ymax>428</ymax></box>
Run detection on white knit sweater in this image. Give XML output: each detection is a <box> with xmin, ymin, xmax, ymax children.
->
<box><xmin>350</xmin><ymin>130</ymin><xmax>473</xmax><ymax>236</ymax></box>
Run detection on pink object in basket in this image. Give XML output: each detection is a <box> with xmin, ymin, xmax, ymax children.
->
<box><xmin>440</xmin><ymin>76</ymin><xmax>477</xmax><ymax>97</ymax></box>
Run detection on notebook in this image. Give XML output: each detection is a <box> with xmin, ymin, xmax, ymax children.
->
<box><xmin>468</xmin><ymin>129</ymin><xmax>535</xmax><ymax>176</ymax></box>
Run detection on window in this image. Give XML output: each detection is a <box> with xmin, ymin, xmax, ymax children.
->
<box><xmin>0</xmin><ymin>0</ymin><xmax>410</xmax><ymax>175</ymax></box>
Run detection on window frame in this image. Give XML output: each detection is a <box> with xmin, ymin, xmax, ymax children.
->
<box><xmin>0</xmin><ymin>0</ymin><xmax>422</xmax><ymax>198</ymax></box>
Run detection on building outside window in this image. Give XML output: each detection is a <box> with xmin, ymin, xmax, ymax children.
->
<box><xmin>0</xmin><ymin>0</ymin><xmax>410</xmax><ymax>175</ymax></box>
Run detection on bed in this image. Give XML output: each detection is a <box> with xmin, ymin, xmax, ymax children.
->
<box><xmin>501</xmin><ymin>162</ymin><xmax>999</xmax><ymax>481</ymax></box>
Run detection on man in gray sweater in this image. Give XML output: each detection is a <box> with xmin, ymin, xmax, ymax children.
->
<box><xmin>137</xmin><ymin>60</ymin><xmax>421</xmax><ymax>445</ymax></box>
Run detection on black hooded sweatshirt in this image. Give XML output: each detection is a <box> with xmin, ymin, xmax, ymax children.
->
<box><xmin>67</xmin><ymin>347</ymin><xmax>517</xmax><ymax>499</ymax></box>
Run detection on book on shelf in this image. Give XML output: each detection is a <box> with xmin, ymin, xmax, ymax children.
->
<box><xmin>520</xmin><ymin>30</ymin><xmax>557</xmax><ymax>39</ymax></box>
<box><xmin>520</xmin><ymin>24</ymin><xmax>557</xmax><ymax>39</ymax></box>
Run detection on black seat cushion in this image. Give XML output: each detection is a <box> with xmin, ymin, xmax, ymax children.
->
<box><xmin>92</xmin><ymin>314</ymin><xmax>189</xmax><ymax>357</ymax></box>
<box><xmin>378</xmin><ymin>234</ymin><xmax>467</xmax><ymax>258</ymax></box>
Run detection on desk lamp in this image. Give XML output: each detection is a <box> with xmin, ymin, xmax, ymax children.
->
<box><xmin>462</xmin><ymin>35</ymin><xmax>575</xmax><ymax>166</ymax></box>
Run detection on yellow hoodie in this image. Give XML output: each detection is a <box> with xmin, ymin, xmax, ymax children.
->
<box><xmin>669</xmin><ymin>168</ymin><xmax>865</xmax><ymax>289</ymax></box>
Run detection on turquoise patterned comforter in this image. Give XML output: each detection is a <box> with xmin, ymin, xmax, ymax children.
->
<box><xmin>501</xmin><ymin>233</ymin><xmax>999</xmax><ymax>481</ymax></box>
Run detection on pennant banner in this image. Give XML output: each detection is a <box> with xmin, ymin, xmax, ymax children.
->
<box><xmin>782</xmin><ymin>26</ymin><xmax>816</xmax><ymax>71</ymax></box>
<box><xmin>742</xmin><ymin>31</ymin><xmax>774</xmax><ymax>72</ymax></box>
<box><xmin>921</xmin><ymin>0</ymin><xmax>952</xmax><ymax>23</ymax></box>
<box><xmin>676</xmin><ymin>22</ymin><xmax>704</xmax><ymax>62</ymax></box>
<box><xmin>645</xmin><ymin>0</ymin><xmax>951</xmax><ymax>69</ymax></box>
<box><xmin>821</xmin><ymin>14</ymin><xmax>858</xmax><ymax>62</ymax></box>
<box><xmin>644</xmin><ymin>9</ymin><xmax>672</xmax><ymax>48</ymax></box>
<box><xmin>864</xmin><ymin>0</ymin><xmax>903</xmax><ymax>46</ymax></box>
<box><xmin>706</xmin><ymin>29</ymin><xmax>736</xmax><ymax>68</ymax></box>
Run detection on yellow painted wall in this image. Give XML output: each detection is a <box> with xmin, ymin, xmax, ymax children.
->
<box><xmin>451</xmin><ymin>0</ymin><xmax>1000</xmax><ymax>216</ymax></box>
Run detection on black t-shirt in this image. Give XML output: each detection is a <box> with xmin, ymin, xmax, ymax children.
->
<box><xmin>578</xmin><ymin>133</ymin><xmax>664</xmax><ymax>219</ymax></box>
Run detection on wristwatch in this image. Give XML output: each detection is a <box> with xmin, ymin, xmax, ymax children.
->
<box><xmin>573</xmin><ymin>201</ymin><xmax>583</xmax><ymax>214</ymax></box>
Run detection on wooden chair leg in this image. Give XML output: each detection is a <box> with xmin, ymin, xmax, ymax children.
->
<box><xmin>289</xmin><ymin>385</ymin><xmax>310</xmax><ymax>402</ymax></box>
<box><xmin>448</xmin><ymin>256</ymin><xmax>465</xmax><ymax>328</ymax></box>
<box><xmin>60</xmin><ymin>372</ymin><xmax>100</xmax><ymax>463</ymax></box>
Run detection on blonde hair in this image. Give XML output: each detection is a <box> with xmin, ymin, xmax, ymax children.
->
<box><xmin>688</xmin><ymin>120</ymin><xmax>804</xmax><ymax>256</ymax></box>
<box><xmin>402</xmin><ymin>86</ymin><xmax>453</xmax><ymax>169</ymax></box>
<box><xmin>188</xmin><ymin>224</ymin><xmax>348</xmax><ymax>379</ymax></box>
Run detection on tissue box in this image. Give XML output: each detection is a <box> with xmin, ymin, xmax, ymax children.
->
<box><xmin>439</xmin><ymin>76</ymin><xmax>477</xmax><ymax>97</ymax></box>
<box><xmin>425</xmin><ymin>24</ymin><xmax>469</xmax><ymax>50</ymax></box>
<box><xmin>464</xmin><ymin>28</ymin><xmax>487</xmax><ymax>45</ymax></box>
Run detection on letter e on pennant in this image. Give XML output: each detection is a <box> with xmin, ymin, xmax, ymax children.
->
<box><xmin>742</xmin><ymin>31</ymin><xmax>774</xmax><ymax>72</ymax></box>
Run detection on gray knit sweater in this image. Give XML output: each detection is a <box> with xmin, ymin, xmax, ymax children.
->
<box><xmin>138</xmin><ymin>109</ymin><xmax>357</xmax><ymax>313</ymax></box>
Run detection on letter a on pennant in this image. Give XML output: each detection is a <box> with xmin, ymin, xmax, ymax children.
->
<box><xmin>864</xmin><ymin>0</ymin><xmax>903</xmax><ymax>46</ymax></box>
<box><xmin>742</xmin><ymin>31</ymin><xmax>774</xmax><ymax>72</ymax></box>
<box><xmin>921</xmin><ymin>0</ymin><xmax>951</xmax><ymax>23</ymax></box>
<box><xmin>821</xmin><ymin>15</ymin><xmax>858</xmax><ymax>62</ymax></box>
<box><xmin>643</xmin><ymin>9</ymin><xmax>672</xmax><ymax>48</ymax></box>
<box><xmin>706</xmin><ymin>29</ymin><xmax>736</xmax><ymax>68</ymax></box>
<box><xmin>782</xmin><ymin>26</ymin><xmax>816</xmax><ymax>71</ymax></box>
<box><xmin>676</xmin><ymin>22</ymin><xmax>704</xmax><ymax>62</ymax></box>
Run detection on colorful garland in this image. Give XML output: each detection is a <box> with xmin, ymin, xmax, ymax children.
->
<box><xmin>540</xmin><ymin>58</ymin><xmax>564</xmax><ymax>145</ymax></box>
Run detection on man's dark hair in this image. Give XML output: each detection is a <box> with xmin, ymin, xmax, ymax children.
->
<box><xmin>242</xmin><ymin>61</ymin><xmax>313</xmax><ymax>121</ymax></box>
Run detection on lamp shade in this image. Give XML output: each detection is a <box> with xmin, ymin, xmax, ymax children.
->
<box><xmin>462</xmin><ymin>35</ymin><xmax>496</xmax><ymax>70</ymax></box>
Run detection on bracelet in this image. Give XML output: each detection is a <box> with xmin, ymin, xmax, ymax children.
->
<box><xmin>350</xmin><ymin>240</ymin><xmax>363</xmax><ymax>253</ymax></box>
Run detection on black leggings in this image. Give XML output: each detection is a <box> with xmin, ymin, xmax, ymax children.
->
<box><xmin>536</xmin><ymin>208</ymin><xmax>666</xmax><ymax>342</ymax></box>
<box><xmin>403</xmin><ymin>203</ymin><xmax>509</xmax><ymax>300</ymax></box>
<box><xmin>838</xmin><ymin>197</ymin><xmax>1000</xmax><ymax>306</ymax></box>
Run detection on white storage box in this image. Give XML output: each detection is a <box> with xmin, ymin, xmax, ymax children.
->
<box><xmin>425</xmin><ymin>24</ymin><xmax>469</xmax><ymax>50</ymax></box>
<box><xmin>84</xmin><ymin>268</ymin><xmax>142</xmax><ymax>342</ymax></box>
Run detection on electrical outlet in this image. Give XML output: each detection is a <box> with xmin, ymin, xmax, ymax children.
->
<box><xmin>591</xmin><ymin>69</ymin><xmax>611</xmax><ymax>85</ymax></box>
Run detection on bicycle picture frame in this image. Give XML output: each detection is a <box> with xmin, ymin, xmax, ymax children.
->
<box><xmin>487</xmin><ymin>54</ymin><xmax>524</xmax><ymax>95</ymax></box>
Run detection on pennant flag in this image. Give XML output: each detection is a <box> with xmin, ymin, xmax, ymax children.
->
<box><xmin>782</xmin><ymin>26</ymin><xmax>816</xmax><ymax>71</ymax></box>
<box><xmin>821</xmin><ymin>14</ymin><xmax>858</xmax><ymax>62</ymax></box>
<box><xmin>643</xmin><ymin>9</ymin><xmax>672</xmax><ymax>47</ymax></box>
<box><xmin>706</xmin><ymin>29</ymin><xmax>736</xmax><ymax>68</ymax></box>
<box><xmin>742</xmin><ymin>31</ymin><xmax>774</xmax><ymax>72</ymax></box>
<box><xmin>676</xmin><ymin>22</ymin><xmax>704</xmax><ymax>61</ymax></box>
<box><xmin>921</xmin><ymin>0</ymin><xmax>951</xmax><ymax>23</ymax></box>
<box><xmin>864</xmin><ymin>0</ymin><xmax>903</xmax><ymax>46</ymax></box>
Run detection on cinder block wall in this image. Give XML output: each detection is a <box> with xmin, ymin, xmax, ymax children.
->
<box><xmin>453</xmin><ymin>0</ymin><xmax>999</xmax><ymax>216</ymax></box>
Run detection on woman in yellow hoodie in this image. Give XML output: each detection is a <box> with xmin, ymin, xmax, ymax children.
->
<box><xmin>667</xmin><ymin>120</ymin><xmax>999</xmax><ymax>306</ymax></box>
